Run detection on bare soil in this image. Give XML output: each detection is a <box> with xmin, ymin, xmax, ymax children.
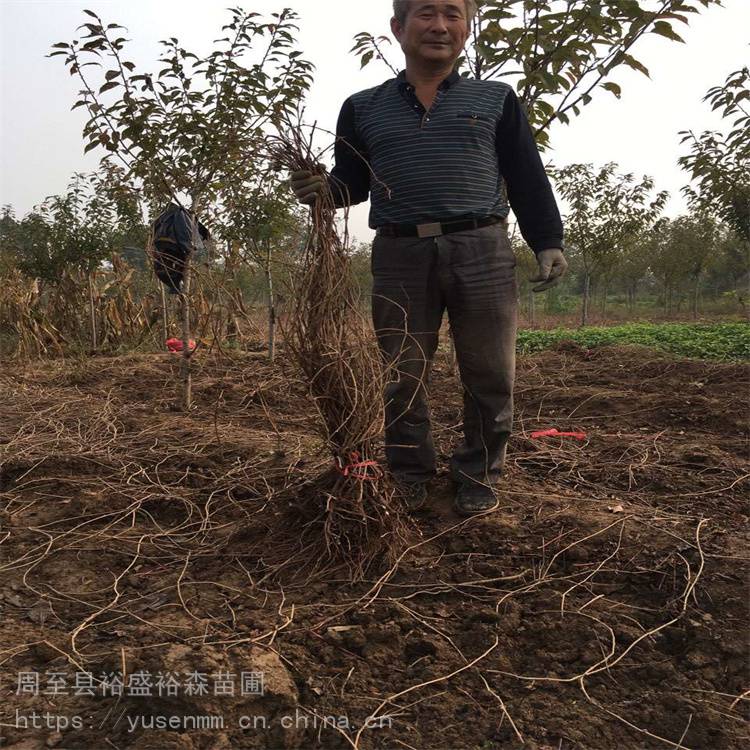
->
<box><xmin>1</xmin><ymin>342</ymin><xmax>748</xmax><ymax>750</ymax></box>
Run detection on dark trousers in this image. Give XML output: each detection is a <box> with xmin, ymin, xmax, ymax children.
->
<box><xmin>371</xmin><ymin>222</ymin><xmax>518</xmax><ymax>487</ymax></box>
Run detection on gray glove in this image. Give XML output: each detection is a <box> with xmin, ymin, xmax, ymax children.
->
<box><xmin>290</xmin><ymin>170</ymin><xmax>325</xmax><ymax>205</ymax></box>
<box><xmin>530</xmin><ymin>248</ymin><xmax>568</xmax><ymax>292</ymax></box>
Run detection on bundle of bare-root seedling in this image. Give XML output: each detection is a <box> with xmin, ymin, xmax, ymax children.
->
<box><xmin>265</xmin><ymin>127</ymin><xmax>413</xmax><ymax>579</ymax></box>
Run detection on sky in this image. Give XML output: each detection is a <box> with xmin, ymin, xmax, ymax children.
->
<box><xmin>1</xmin><ymin>0</ymin><xmax>748</xmax><ymax>244</ymax></box>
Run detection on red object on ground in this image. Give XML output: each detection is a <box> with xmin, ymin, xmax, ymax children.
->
<box><xmin>165</xmin><ymin>337</ymin><xmax>196</xmax><ymax>354</ymax></box>
<box><xmin>530</xmin><ymin>428</ymin><xmax>587</xmax><ymax>441</ymax></box>
<box><xmin>336</xmin><ymin>451</ymin><xmax>383</xmax><ymax>481</ymax></box>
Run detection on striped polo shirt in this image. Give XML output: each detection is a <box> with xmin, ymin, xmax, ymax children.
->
<box><xmin>328</xmin><ymin>69</ymin><xmax>564</xmax><ymax>255</ymax></box>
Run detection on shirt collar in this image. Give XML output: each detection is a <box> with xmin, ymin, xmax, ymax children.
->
<box><xmin>396</xmin><ymin>69</ymin><xmax>461</xmax><ymax>91</ymax></box>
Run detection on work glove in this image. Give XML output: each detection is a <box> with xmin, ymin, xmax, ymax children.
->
<box><xmin>290</xmin><ymin>170</ymin><xmax>325</xmax><ymax>205</ymax></box>
<box><xmin>529</xmin><ymin>248</ymin><xmax>568</xmax><ymax>292</ymax></box>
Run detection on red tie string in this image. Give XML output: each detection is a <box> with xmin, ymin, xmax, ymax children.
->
<box><xmin>530</xmin><ymin>428</ymin><xmax>587</xmax><ymax>441</ymax></box>
<box><xmin>336</xmin><ymin>451</ymin><xmax>382</xmax><ymax>481</ymax></box>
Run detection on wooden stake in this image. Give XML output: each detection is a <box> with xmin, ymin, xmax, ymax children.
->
<box><xmin>265</xmin><ymin>240</ymin><xmax>276</xmax><ymax>363</ymax></box>
<box><xmin>88</xmin><ymin>271</ymin><xmax>98</xmax><ymax>352</ymax></box>
<box><xmin>160</xmin><ymin>281</ymin><xmax>168</xmax><ymax>344</ymax></box>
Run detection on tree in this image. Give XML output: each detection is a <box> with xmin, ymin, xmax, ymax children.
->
<box><xmin>552</xmin><ymin>162</ymin><xmax>668</xmax><ymax>325</ymax></box>
<box><xmin>9</xmin><ymin>173</ymin><xmax>118</xmax><ymax>349</ymax></box>
<box><xmin>49</xmin><ymin>7</ymin><xmax>313</xmax><ymax>408</ymax></box>
<box><xmin>511</xmin><ymin>234</ymin><xmax>543</xmax><ymax>324</ymax></box>
<box><xmin>13</xmin><ymin>180</ymin><xmax>107</xmax><ymax>285</ymax></box>
<box><xmin>678</xmin><ymin>64</ymin><xmax>749</xmax><ymax>317</ymax></box>
<box><xmin>217</xmin><ymin>174</ymin><xmax>306</xmax><ymax>361</ymax></box>
<box><xmin>353</xmin><ymin>0</ymin><xmax>721</xmax><ymax>148</ymax></box>
<box><xmin>348</xmin><ymin>240</ymin><xmax>374</xmax><ymax>306</ymax></box>
<box><xmin>617</xmin><ymin>225</ymin><xmax>658</xmax><ymax>313</ymax></box>
<box><xmin>667</xmin><ymin>214</ymin><xmax>720</xmax><ymax>318</ymax></box>
<box><xmin>679</xmin><ymin>65</ymin><xmax>750</xmax><ymax>243</ymax></box>
<box><xmin>0</xmin><ymin>207</ymin><xmax>23</xmax><ymax>277</ymax></box>
<box><xmin>709</xmin><ymin>226</ymin><xmax>750</xmax><ymax>318</ymax></box>
<box><xmin>649</xmin><ymin>218</ymin><xmax>679</xmax><ymax>315</ymax></box>
<box><xmin>648</xmin><ymin>215</ymin><xmax>718</xmax><ymax>316</ymax></box>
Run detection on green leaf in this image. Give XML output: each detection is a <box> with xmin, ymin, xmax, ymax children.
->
<box><xmin>651</xmin><ymin>21</ymin><xmax>684</xmax><ymax>43</ymax></box>
<box><xmin>483</xmin><ymin>8</ymin><xmax>515</xmax><ymax>21</ymax></box>
<box><xmin>622</xmin><ymin>54</ymin><xmax>650</xmax><ymax>78</ymax></box>
<box><xmin>603</xmin><ymin>81</ymin><xmax>622</xmax><ymax>98</ymax></box>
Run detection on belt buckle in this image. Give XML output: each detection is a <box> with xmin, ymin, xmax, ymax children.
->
<box><xmin>417</xmin><ymin>222</ymin><xmax>442</xmax><ymax>238</ymax></box>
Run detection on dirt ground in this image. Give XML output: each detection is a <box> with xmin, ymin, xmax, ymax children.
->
<box><xmin>0</xmin><ymin>340</ymin><xmax>748</xmax><ymax>750</ymax></box>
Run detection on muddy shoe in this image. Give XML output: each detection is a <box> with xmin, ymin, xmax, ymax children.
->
<box><xmin>454</xmin><ymin>483</ymin><xmax>498</xmax><ymax>516</ymax></box>
<box><xmin>396</xmin><ymin>482</ymin><xmax>428</xmax><ymax>512</ymax></box>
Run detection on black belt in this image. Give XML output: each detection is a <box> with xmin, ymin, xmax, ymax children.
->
<box><xmin>376</xmin><ymin>215</ymin><xmax>505</xmax><ymax>239</ymax></box>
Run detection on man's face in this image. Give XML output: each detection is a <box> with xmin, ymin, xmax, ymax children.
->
<box><xmin>391</xmin><ymin>1</ymin><xmax>470</xmax><ymax>68</ymax></box>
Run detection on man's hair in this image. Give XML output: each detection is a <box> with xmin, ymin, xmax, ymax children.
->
<box><xmin>392</xmin><ymin>0</ymin><xmax>478</xmax><ymax>27</ymax></box>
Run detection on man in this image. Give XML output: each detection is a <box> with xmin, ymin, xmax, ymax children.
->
<box><xmin>291</xmin><ymin>0</ymin><xmax>567</xmax><ymax>515</ymax></box>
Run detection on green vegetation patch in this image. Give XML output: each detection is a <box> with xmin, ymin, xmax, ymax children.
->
<box><xmin>517</xmin><ymin>322</ymin><xmax>750</xmax><ymax>361</ymax></box>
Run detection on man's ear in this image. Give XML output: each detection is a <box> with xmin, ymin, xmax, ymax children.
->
<box><xmin>390</xmin><ymin>16</ymin><xmax>403</xmax><ymax>43</ymax></box>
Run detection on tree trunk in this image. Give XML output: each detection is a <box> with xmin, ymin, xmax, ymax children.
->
<box><xmin>265</xmin><ymin>242</ymin><xmax>276</xmax><ymax>363</ymax></box>
<box><xmin>231</xmin><ymin>288</ymin><xmax>246</xmax><ymax>343</ymax></box>
<box><xmin>179</xmin><ymin>261</ymin><xmax>192</xmax><ymax>411</ymax></box>
<box><xmin>528</xmin><ymin>286</ymin><xmax>536</xmax><ymax>327</ymax></box>
<box><xmin>88</xmin><ymin>271</ymin><xmax>98</xmax><ymax>352</ymax></box>
<box><xmin>581</xmin><ymin>272</ymin><xmax>591</xmax><ymax>327</ymax></box>
<box><xmin>600</xmin><ymin>280</ymin><xmax>608</xmax><ymax>318</ymax></box>
<box><xmin>160</xmin><ymin>282</ymin><xmax>168</xmax><ymax>344</ymax></box>
<box><xmin>692</xmin><ymin>277</ymin><xmax>700</xmax><ymax>320</ymax></box>
<box><xmin>180</xmin><ymin>204</ymin><xmax>200</xmax><ymax>412</ymax></box>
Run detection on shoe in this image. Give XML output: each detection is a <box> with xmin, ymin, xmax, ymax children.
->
<box><xmin>454</xmin><ymin>482</ymin><xmax>499</xmax><ymax>516</ymax></box>
<box><xmin>395</xmin><ymin>482</ymin><xmax>428</xmax><ymax>512</ymax></box>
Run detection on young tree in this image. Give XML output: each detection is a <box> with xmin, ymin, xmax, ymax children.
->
<box><xmin>218</xmin><ymin>174</ymin><xmax>305</xmax><ymax>361</ymax></box>
<box><xmin>617</xmin><ymin>226</ymin><xmax>658</xmax><ymax>314</ymax></box>
<box><xmin>552</xmin><ymin>162</ymin><xmax>668</xmax><ymax>325</ymax></box>
<box><xmin>49</xmin><ymin>7</ymin><xmax>313</xmax><ymax>409</ymax></box>
<box><xmin>649</xmin><ymin>218</ymin><xmax>679</xmax><ymax>314</ymax></box>
<box><xmin>512</xmin><ymin>235</ymin><xmax>543</xmax><ymax>325</ymax></box>
<box><xmin>667</xmin><ymin>213</ymin><xmax>719</xmax><ymax>318</ymax></box>
<box><xmin>348</xmin><ymin>239</ymin><xmax>375</xmax><ymax>306</ymax></box>
<box><xmin>11</xmin><ymin>174</ymin><xmax>117</xmax><ymax>349</ymax></box>
<box><xmin>709</xmin><ymin>227</ymin><xmax>750</xmax><ymax>318</ymax></box>
<box><xmin>679</xmin><ymin>65</ymin><xmax>750</xmax><ymax>244</ymax></box>
<box><xmin>0</xmin><ymin>207</ymin><xmax>21</xmax><ymax>276</ymax></box>
<box><xmin>353</xmin><ymin>0</ymin><xmax>721</xmax><ymax>148</ymax></box>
